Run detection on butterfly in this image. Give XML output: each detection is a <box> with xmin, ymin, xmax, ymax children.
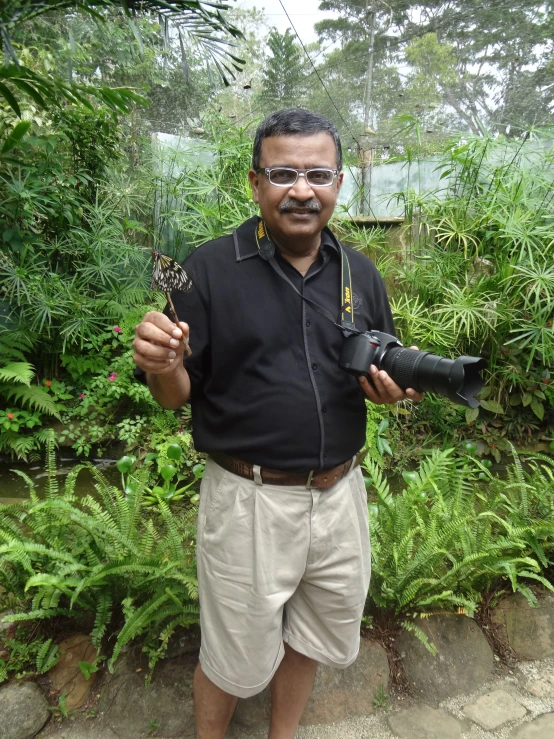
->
<box><xmin>151</xmin><ymin>251</ymin><xmax>193</xmax><ymax>293</ymax></box>
<box><xmin>151</xmin><ymin>250</ymin><xmax>193</xmax><ymax>356</ymax></box>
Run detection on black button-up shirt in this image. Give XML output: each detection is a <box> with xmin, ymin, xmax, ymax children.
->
<box><xmin>157</xmin><ymin>216</ymin><xmax>395</xmax><ymax>471</ymax></box>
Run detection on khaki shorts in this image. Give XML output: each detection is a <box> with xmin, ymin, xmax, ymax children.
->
<box><xmin>196</xmin><ymin>457</ymin><xmax>371</xmax><ymax>698</ymax></box>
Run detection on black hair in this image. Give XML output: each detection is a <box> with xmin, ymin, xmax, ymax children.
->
<box><xmin>252</xmin><ymin>108</ymin><xmax>343</xmax><ymax>171</ymax></box>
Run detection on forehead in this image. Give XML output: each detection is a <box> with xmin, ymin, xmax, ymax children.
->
<box><xmin>259</xmin><ymin>132</ymin><xmax>338</xmax><ymax>168</ymax></box>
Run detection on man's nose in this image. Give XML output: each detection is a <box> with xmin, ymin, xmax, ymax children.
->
<box><xmin>288</xmin><ymin>173</ymin><xmax>316</xmax><ymax>200</ymax></box>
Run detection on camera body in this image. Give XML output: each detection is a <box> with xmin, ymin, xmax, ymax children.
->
<box><xmin>339</xmin><ymin>330</ymin><xmax>402</xmax><ymax>380</ymax></box>
<box><xmin>339</xmin><ymin>330</ymin><xmax>485</xmax><ymax>409</ymax></box>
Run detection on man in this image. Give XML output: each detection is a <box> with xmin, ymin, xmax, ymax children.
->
<box><xmin>133</xmin><ymin>109</ymin><xmax>422</xmax><ymax>739</ymax></box>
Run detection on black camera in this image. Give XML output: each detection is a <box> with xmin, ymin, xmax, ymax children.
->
<box><xmin>339</xmin><ymin>331</ymin><xmax>486</xmax><ymax>408</ymax></box>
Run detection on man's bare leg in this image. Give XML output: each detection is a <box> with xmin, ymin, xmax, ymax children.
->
<box><xmin>268</xmin><ymin>644</ymin><xmax>318</xmax><ymax>739</ymax></box>
<box><xmin>194</xmin><ymin>664</ymin><xmax>238</xmax><ymax>739</ymax></box>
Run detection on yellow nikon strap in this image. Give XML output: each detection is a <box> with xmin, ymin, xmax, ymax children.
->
<box><xmin>254</xmin><ymin>219</ymin><xmax>358</xmax><ymax>337</ymax></box>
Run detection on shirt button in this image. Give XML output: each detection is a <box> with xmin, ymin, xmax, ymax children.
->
<box><xmin>312</xmin><ymin>363</ymin><xmax>317</xmax><ymax>370</ymax></box>
<box><xmin>322</xmin><ymin>406</ymin><xmax>327</xmax><ymax>413</ymax></box>
<box><xmin>306</xmin><ymin>320</ymin><xmax>311</xmax><ymax>327</ymax></box>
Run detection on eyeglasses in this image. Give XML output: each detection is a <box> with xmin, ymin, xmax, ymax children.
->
<box><xmin>257</xmin><ymin>167</ymin><xmax>339</xmax><ymax>187</ymax></box>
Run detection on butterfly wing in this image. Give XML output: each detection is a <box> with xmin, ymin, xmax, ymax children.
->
<box><xmin>151</xmin><ymin>251</ymin><xmax>193</xmax><ymax>292</ymax></box>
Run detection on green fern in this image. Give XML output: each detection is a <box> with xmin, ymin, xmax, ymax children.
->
<box><xmin>0</xmin><ymin>362</ymin><xmax>34</xmax><ymax>385</ymax></box>
<box><xmin>0</xmin><ymin>384</ymin><xmax>61</xmax><ymax>418</ymax></box>
<box><xmin>35</xmin><ymin>638</ymin><xmax>60</xmax><ymax>674</ymax></box>
<box><xmin>368</xmin><ymin>447</ymin><xmax>554</xmax><ymax>621</ymax></box>
<box><xmin>0</xmin><ymin>432</ymin><xmax>199</xmax><ymax>680</ymax></box>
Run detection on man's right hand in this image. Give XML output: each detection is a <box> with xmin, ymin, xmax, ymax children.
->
<box><xmin>133</xmin><ymin>311</ymin><xmax>190</xmax><ymax>376</ymax></box>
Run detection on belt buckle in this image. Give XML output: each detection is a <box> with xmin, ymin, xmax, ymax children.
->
<box><xmin>305</xmin><ymin>469</ymin><xmax>315</xmax><ymax>490</ymax></box>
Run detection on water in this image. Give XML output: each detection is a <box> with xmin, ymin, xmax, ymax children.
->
<box><xmin>0</xmin><ymin>457</ymin><xmax>121</xmax><ymax>504</ymax></box>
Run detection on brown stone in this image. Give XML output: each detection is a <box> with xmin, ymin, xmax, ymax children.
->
<box><xmin>388</xmin><ymin>705</ymin><xmax>463</xmax><ymax>739</ymax></box>
<box><xmin>97</xmin><ymin>648</ymin><xmax>196</xmax><ymax>738</ymax></box>
<box><xmin>511</xmin><ymin>712</ymin><xmax>554</xmax><ymax>738</ymax></box>
<box><xmin>49</xmin><ymin>634</ymin><xmax>98</xmax><ymax>709</ymax></box>
<box><xmin>462</xmin><ymin>689</ymin><xmax>526</xmax><ymax>730</ymax></box>
<box><xmin>395</xmin><ymin>615</ymin><xmax>493</xmax><ymax>704</ymax></box>
<box><xmin>525</xmin><ymin>677</ymin><xmax>554</xmax><ymax>699</ymax></box>
<box><xmin>230</xmin><ymin>638</ymin><xmax>390</xmax><ymax>734</ymax></box>
<box><xmin>301</xmin><ymin>639</ymin><xmax>390</xmax><ymax>724</ymax></box>
<box><xmin>492</xmin><ymin>593</ymin><xmax>554</xmax><ymax>660</ymax></box>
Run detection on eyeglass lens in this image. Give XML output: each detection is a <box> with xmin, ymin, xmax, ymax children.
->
<box><xmin>268</xmin><ymin>168</ymin><xmax>335</xmax><ymax>186</ymax></box>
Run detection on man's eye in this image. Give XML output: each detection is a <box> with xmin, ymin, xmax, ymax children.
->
<box><xmin>272</xmin><ymin>169</ymin><xmax>294</xmax><ymax>182</ymax></box>
<box><xmin>309</xmin><ymin>170</ymin><xmax>332</xmax><ymax>183</ymax></box>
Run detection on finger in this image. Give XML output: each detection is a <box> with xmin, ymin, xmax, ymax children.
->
<box><xmin>133</xmin><ymin>337</ymin><xmax>178</xmax><ymax>362</ymax></box>
<box><xmin>370</xmin><ymin>366</ymin><xmax>406</xmax><ymax>402</ymax></box>
<box><xmin>358</xmin><ymin>376</ymin><xmax>386</xmax><ymax>405</ymax></box>
<box><xmin>178</xmin><ymin>321</ymin><xmax>192</xmax><ymax>357</ymax></box>
<box><xmin>142</xmin><ymin>311</ymin><xmax>181</xmax><ymax>334</ymax></box>
<box><xmin>133</xmin><ymin>352</ymin><xmax>183</xmax><ymax>375</ymax></box>
<box><xmin>409</xmin><ymin>345</ymin><xmax>419</xmax><ymax>350</ymax></box>
<box><xmin>135</xmin><ymin>320</ymin><xmax>188</xmax><ymax>350</ymax></box>
<box><xmin>405</xmin><ymin>388</ymin><xmax>424</xmax><ymax>402</ymax></box>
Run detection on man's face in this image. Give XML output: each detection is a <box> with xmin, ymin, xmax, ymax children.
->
<box><xmin>248</xmin><ymin>132</ymin><xmax>343</xmax><ymax>246</ymax></box>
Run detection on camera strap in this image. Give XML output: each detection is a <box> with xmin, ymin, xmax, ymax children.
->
<box><xmin>254</xmin><ymin>220</ymin><xmax>359</xmax><ymax>337</ymax></box>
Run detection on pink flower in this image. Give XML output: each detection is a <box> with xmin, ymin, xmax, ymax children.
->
<box><xmin>79</xmin><ymin>393</ymin><xmax>85</xmax><ymax>399</ymax></box>
<box><xmin>113</xmin><ymin>326</ymin><xmax>122</xmax><ymax>334</ymax></box>
<box><xmin>108</xmin><ymin>373</ymin><xmax>118</xmax><ymax>381</ymax></box>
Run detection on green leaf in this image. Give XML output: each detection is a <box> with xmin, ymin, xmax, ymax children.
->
<box><xmin>0</xmin><ymin>82</ymin><xmax>21</xmax><ymax>117</ymax></box>
<box><xmin>160</xmin><ymin>464</ymin><xmax>177</xmax><ymax>482</ymax></box>
<box><xmin>116</xmin><ymin>456</ymin><xmax>136</xmax><ymax>474</ymax></box>
<box><xmin>1</xmin><ymin>121</ymin><xmax>31</xmax><ymax>155</ymax></box>
<box><xmin>522</xmin><ymin>392</ymin><xmax>533</xmax><ymax>407</ymax></box>
<box><xmin>0</xmin><ymin>362</ymin><xmax>34</xmax><ymax>385</ymax></box>
<box><xmin>478</xmin><ymin>386</ymin><xmax>492</xmax><ymax>400</ymax></box>
<box><xmin>465</xmin><ymin>407</ymin><xmax>479</xmax><ymax>424</ymax></box>
<box><xmin>463</xmin><ymin>441</ymin><xmax>478</xmax><ymax>455</ymax></box>
<box><xmin>166</xmin><ymin>443</ymin><xmax>182</xmax><ymax>461</ymax></box>
<box><xmin>402</xmin><ymin>471</ymin><xmax>418</xmax><ymax>485</ymax></box>
<box><xmin>192</xmin><ymin>463</ymin><xmax>205</xmax><ymax>478</ymax></box>
<box><xmin>11</xmin><ymin>79</ymin><xmax>46</xmax><ymax>108</ymax></box>
<box><xmin>480</xmin><ymin>399</ymin><xmax>504</xmax><ymax>414</ymax></box>
<box><xmin>78</xmin><ymin>660</ymin><xmax>99</xmax><ymax>680</ymax></box>
<box><xmin>530</xmin><ymin>398</ymin><xmax>544</xmax><ymax>420</ymax></box>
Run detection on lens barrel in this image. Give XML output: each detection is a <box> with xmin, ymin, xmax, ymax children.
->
<box><xmin>381</xmin><ymin>347</ymin><xmax>486</xmax><ymax>408</ymax></box>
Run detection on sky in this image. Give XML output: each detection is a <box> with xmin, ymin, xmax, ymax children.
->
<box><xmin>233</xmin><ymin>0</ymin><xmax>337</xmax><ymax>45</ymax></box>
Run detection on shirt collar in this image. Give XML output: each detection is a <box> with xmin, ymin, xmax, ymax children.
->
<box><xmin>233</xmin><ymin>216</ymin><xmax>340</xmax><ymax>263</ymax></box>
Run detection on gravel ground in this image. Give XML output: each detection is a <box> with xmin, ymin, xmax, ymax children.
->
<box><xmin>230</xmin><ymin>658</ymin><xmax>554</xmax><ymax>739</ymax></box>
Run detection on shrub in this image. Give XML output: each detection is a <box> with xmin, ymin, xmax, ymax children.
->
<box><xmin>0</xmin><ymin>432</ymin><xmax>199</xmax><ymax>679</ymax></box>
<box><xmin>365</xmin><ymin>447</ymin><xmax>554</xmax><ymax>646</ymax></box>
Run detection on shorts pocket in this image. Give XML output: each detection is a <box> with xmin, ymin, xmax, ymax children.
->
<box><xmin>199</xmin><ymin>460</ymin><xmax>231</xmax><ymax>538</ymax></box>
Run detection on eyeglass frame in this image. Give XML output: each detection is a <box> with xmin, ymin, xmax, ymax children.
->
<box><xmin>256</xmin><ymin>167</ymin><xmax>340</xmax><ymax>188</ymax></box>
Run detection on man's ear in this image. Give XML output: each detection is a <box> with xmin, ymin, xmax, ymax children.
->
<box><xmin>248</xmin><ymin>169</ymin><xmax>260</xmax><ymax>204</ymax></box>
<box><xmin>336</xmin><ymin>171</ymin><xmax>344</xmax><ymax>192</ymax></box>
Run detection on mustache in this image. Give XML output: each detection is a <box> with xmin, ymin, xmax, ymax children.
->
<box><xmin>279</xmin><ymin>199</ymin><xmax>321</xmax><ymax>213</ymax></box>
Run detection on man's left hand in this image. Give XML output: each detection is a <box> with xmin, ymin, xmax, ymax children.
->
<box><xmin>358</xmin><ymin>346</ymin><xmax>424</xmax><ymax>405</ymax></box>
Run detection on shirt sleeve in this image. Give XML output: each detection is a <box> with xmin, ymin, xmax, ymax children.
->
<box><xmin>134</xmin><ymin>254</ymin><xmax>210</xmax><ymax>396</ymax></box>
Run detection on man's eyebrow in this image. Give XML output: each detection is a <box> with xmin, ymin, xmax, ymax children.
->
<box><xmin>262</xmin><ymin>163</ymin><xmax>335</xmax><ymax>169</ymax></box>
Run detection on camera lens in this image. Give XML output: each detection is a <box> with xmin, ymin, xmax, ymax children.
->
<box><xmin>381</xmin><ymin>347</ymin><xmax>485</xmax><ymax>408</ymax></box>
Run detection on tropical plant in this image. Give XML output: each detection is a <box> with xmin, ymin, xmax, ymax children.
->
<box><xmin>0</xmin><ymin>628</ymin><xmax>60</xmax><ymax>684</ymax></box>
<box><xmin>124</xmin><ymin>113</ymin><xmax>257</xmax><ymax>260</ymax></box>
<box><xmin>0</xmin><ymin>432</ymin><xmax>199</xmax><ymax>679</ymax></box>
<box><xmin>388</xmin><ymin>131</ymin><xmax>554</xmax><ymax>439</ymax></box>
<box><xmin>0</xmin><ymin>332</ymin><xmax>62</xmax><ymax>459</ymax></box>
<box><xmin>365</xmin><ymin>447</ymin><xmax>554</xmax><ymax>648</ymax></box>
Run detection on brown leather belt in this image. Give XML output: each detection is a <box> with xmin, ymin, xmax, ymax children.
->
<box><xmin>209</xmin><ymin>450</ymin><xmax>366</xmax><ymax>490</ymax></box>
